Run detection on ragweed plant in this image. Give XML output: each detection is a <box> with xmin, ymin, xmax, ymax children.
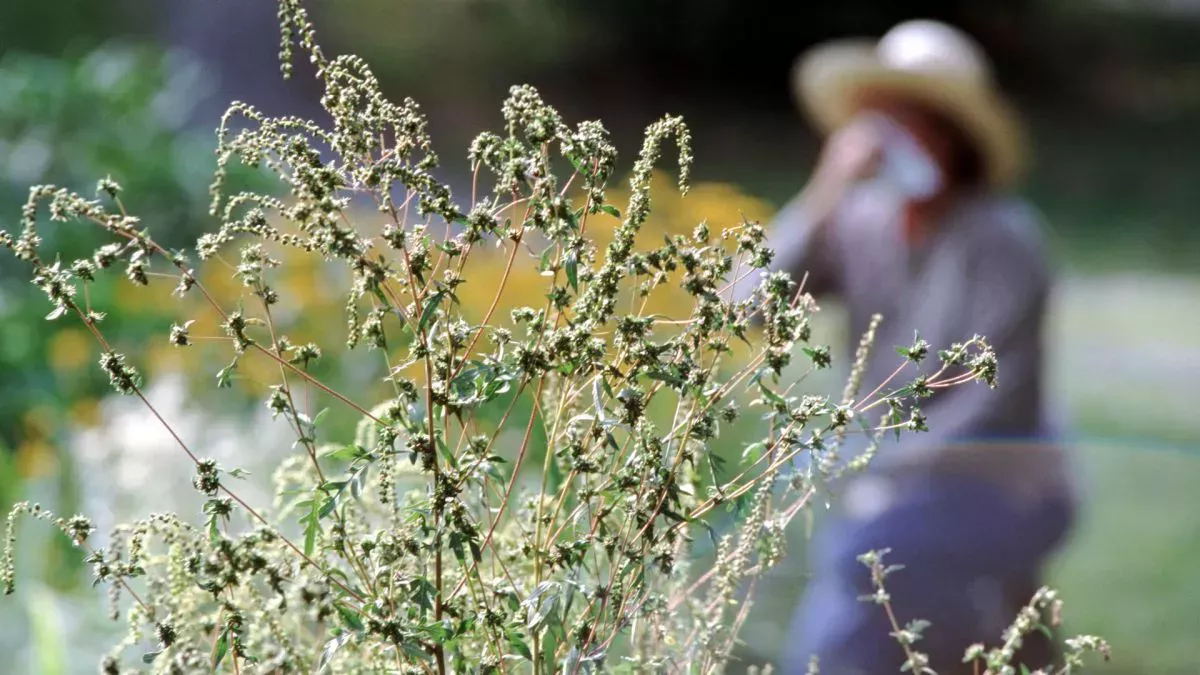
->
<box><xmin>858</xmin><ymin>549</ymin><xmax>1110</xmax><ymax>675</ymax></box>
<box><xmin>0</xmin><ymin>3</ymin><xmax>1103</xmax><ymax>673</ymax></box>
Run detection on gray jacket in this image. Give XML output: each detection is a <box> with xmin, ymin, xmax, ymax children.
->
<box><xmin>735</xmin><ymin>183</ymin><xmax>1072</xmax><ymax>503</ymax></box>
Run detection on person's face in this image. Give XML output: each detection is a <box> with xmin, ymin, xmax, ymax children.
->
<box><xmin>857</xmin><ymin>94</ymin><xmax>963</xmax><ymax>196</ymax></box>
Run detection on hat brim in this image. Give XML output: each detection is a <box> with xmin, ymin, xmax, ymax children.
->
<box><xmin>793</xmin><ymin>40</ymin><xmax>1027</xmax><ymax>188</ymax></box>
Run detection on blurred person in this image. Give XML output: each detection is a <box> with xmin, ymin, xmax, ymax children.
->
<box><xmin>733</xmin><ymin>20</ymin><xmax>1078</xmax><ymax>674</ymax></box>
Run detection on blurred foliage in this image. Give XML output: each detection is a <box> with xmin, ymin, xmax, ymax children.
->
<box><xmin>0</xmin><ymin>43</ymin><xmax>215</xmax><ymax>259</ymax></box>
<box><xmin>326</xmin><ymin>0</ymin><xmax>1028</xmax><ymax>88</ymax></box>
<box><xmin>0</xmin><ymin>1</ymin><xmax>131</xmax><ymax>58</ymax></box>
<box><xmin>0</xmin><ymin>41</ymin><xmax>270</xmax><ymax>488</ymax></box>
<box><xmin>322</xmin><ymin>0</ymin><xmax>583</xmax><ymax>87</ymax></box>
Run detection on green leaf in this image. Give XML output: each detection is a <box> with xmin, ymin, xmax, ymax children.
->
<box><xmin>301</xmin><ymin>497</ymin><xmax>321</xmax><ymax>556</ymax></box>
<box><xmin>561</xmin><ymin>579</ymin><xmax>579</xmax><ymax>623</ymax></box>
<box><xmin>889</xmin><ymin>405</ymin><xmax>904</xmax><ymax>442</ymax></box>
<box><xmin>312</xmin><ymin>407</ymin><xmax>331</xmax><ymax>427</ymax></box>
<box><xmin>483</xmin><ymin>461</ymin><xmax>506</xmax><ymax>483</ymax></box>
<box><xmin>303</xmin><ymin>521</ymin><xmax>317</xmax><ymax>556</ymax></box>
<box><xmin>597</xmin><ymin>204</ymin><xmax>620</xmax><ymax>218</ymax></box>
<box><xmin>661</xmin><ymin>508</ymin><xmax>686</xmax><ymax>524</ymax></box>
<box><xmin>142</xmin><ymin>650</ymin><xmax>162</xmax><ymax>664</ymax></box>
<box><xmin>202</xmin><ymin>500</ymin><xmax>224</xmax><ymax>544</ymax></box>
<box><xmin>803</xmin><ymin>345</ymin><xmax>832</xmax><ymax>369</ymax></box>
<box><xmin>213</xmin><ymin>631</ymin><xmax>229</xmax><ymax>668</ymax></box>
<box><xmin>318</xmin><ymin>633</ymin><xmax>353</xmax><ymax>673</ymax></box>
<box><xmin>592</xmin><ymin>377</ymin><xmax>608</xmax><ymax>423</ymax></box>
<box><xmin>423</xmin><ymin>619</ymin><xmax>452</xmax><ymax>643</ymax></box>
<box><xmin>564</xmin><ymin>254</ymin><xmax>578</xmax><ymax>292</ymax></box>
<box><xmin>319</xmin><ymin>444</ymin><xmax>368</xmax><ymax>462</ymax></box>
<box><xmin>336</xmin><ymin>602</ymin><xmax>365</xmax><ymax>632</ymax></box>
<box><xmin>697</xmin><ymin>518</ymin><xmax>719</xmax><ymax>548</ymax></box>
<box><xmin>508</xmin><ymin>631</ymin><xmax>533</xmax><ymax>661</ymax></box>
<box><xmin>318</xmin><ymin>494</ymin><xmax>337</xmax><ymax>520</ymax></box>
<box><xmin>437</xmin><ymin>435</ymin><xmax>457</xmax><ymax>469</ymax></box>
<box><xmin>567</xmin><ymin>206</ymin><xmax>584</xmax><ymax>231</ymax></box>
<box><xmin>401</xmin><ymin>640</ymin><xmax>433</xmax><ymax>661</ymax></box>
<box><xmin>324</xmin><ymin>568</ymin><xmax>357</xmax><ymax>593</ymax></box>
<box><xmin>755</xmin><ymin>378</ymin><xmax>786</xmax><ymax>408</ymax></box>
<box><xmin>526</xmin><ymin>581</ymin><xmax>555</xmax><ymax>602</ymax></box>
<box><xmin>646</xmin><ymin>368</ymin><xmax>683</xmax><ymax>388</ymax></box>
<box><xmin>322</xmin><ymin>479</ymin><xmax>348</xmax><ymax>493</ymax></box>
<box><xmin>527</xmin><ymin>592</ymin><xmax>559</xmax><ymax>632</ymax></box>
<box><xmin>449</xmin><ymin>531</ymin><xmax>467</xmax><ymax>563</ymax></box>
<box><xmin>542</xmin><ymin>623</ymin><xmax>561</xmax><ymax>670</ymax></box>
<box><xmin>215</xmin><ymin>356</ymin><xmax>239</xmax><ymax>389</ymax></box>
<box><xmin>413</xmin><ymin>578</ymin><xmax>437</xmax><ymax>612</ymax></box>
<box><xmin>564</xmin><ymin>647</ymin><xmax>582</xmax><ymax>672</ymax></box>
<box><xmin>418</xmin><ymin>290</ymin><xmax>446</xmax><ymax>333</ymax></box>
<box><xmin>603</xmin><ymin>431</ymin><xmax>619</xmax><ymax>451</ymax></box>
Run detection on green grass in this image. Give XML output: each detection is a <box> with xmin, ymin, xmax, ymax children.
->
<box><xmin>1049</xmin><ymin>441</ymin><xmax>1200</xmax><ymax>675</ymax></box>
<box><xmin>1043</xmin><ymin>274</ymin><xmax>1200</xmax><ymax>673</ymax></box>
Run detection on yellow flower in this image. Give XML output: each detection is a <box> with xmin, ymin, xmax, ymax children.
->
<box><xmin>21</xmin><ymin>405</ymin><xmax>55</xmax><ymax>440</ymax></box>
<box><xmin>387</xmin><ymin>347</ymin><xmax>424</xmax><ymax>381</ymax></box>
<box><xmin>68</xmin><ymin>398</ymin><xmax>101</xmax><ymax>428</ymax></box>
<box><xmin>450</xmin><ymin>171</ymin><xmax>777</xmax><ymax>325</ymax></box>
<box><xmin>146</xmin><ymin>342</ymin><xmax>183</xmax><ymax>377</ymax></box>
<box><xmin>46</xmin><ymin>327</ymin><xmax>92</xmax><ymax>373</ymax></box>
<box><xmin>241</xmin><ymin>349</ymin><xmax>287</xmax><ymax>391</ymax></box>
<box><xmin>17</xmin><ymin>405</ymin><xmax>59</xmax><ymax>480</ymax></box>
<box><xmin>108</xmin><ymin>279</ymin><xmax>161</xmax><ymax>316</ymax></box>
<box><xmin>278</xmin><ymin>244</ymin><xmax>335</xmax><ymax>307</ymax></box>
<box><xmin>595</xmin><ymin>171</ymin><xmax>777</xmax><ymax>322</ymax></box>
<box><xmin>455</xmin><ymin>247</ymin><xmax>553</xmax><ymax>323</ymax></box>
<box><xmin>198</xmin><ymin>256</ymin><xmax>245</xmax><ymax>307</ymax></box>
<box><xmin>16</xmin><ymin>439</ymin><xmax>57</xmax><ymax>480</ymax></box>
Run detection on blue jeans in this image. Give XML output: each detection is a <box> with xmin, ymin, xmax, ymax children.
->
<box><xmin>781</xmin><ymin>473</ymin><xmax>1075</xmax><ymax>675</ymax></box>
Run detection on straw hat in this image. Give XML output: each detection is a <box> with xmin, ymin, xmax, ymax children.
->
<box><xmin>793</xmin><ymin>19</ymin><xmax>1027</xmax><ymax>187</ymax></box>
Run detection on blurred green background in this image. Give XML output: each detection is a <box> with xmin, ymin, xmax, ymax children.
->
<box><xmin>0</xmin><ymin>0</ymin><xmax>1197</xmax><ymax>672</ymax></box>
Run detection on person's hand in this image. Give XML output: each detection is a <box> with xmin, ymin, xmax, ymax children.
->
<box><xmin>811</xmin><ymin>115</ymin><xmax>884</xmax><ymax>193</ymax></box>
<box><xmin>794</xmin><ymin>115</ymin><xmax>884</xmax><ymax>226</ymax></box>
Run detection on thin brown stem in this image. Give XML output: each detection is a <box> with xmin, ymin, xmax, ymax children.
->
<box><xmin>854</xmin><ymin>360</ymin><xmax>910</xmax><ymax>412</ymax></box>
<box><xmin>447</xmin><ymin>376</ymin><xmax>546</xmax><ymax>602</ymax></box>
